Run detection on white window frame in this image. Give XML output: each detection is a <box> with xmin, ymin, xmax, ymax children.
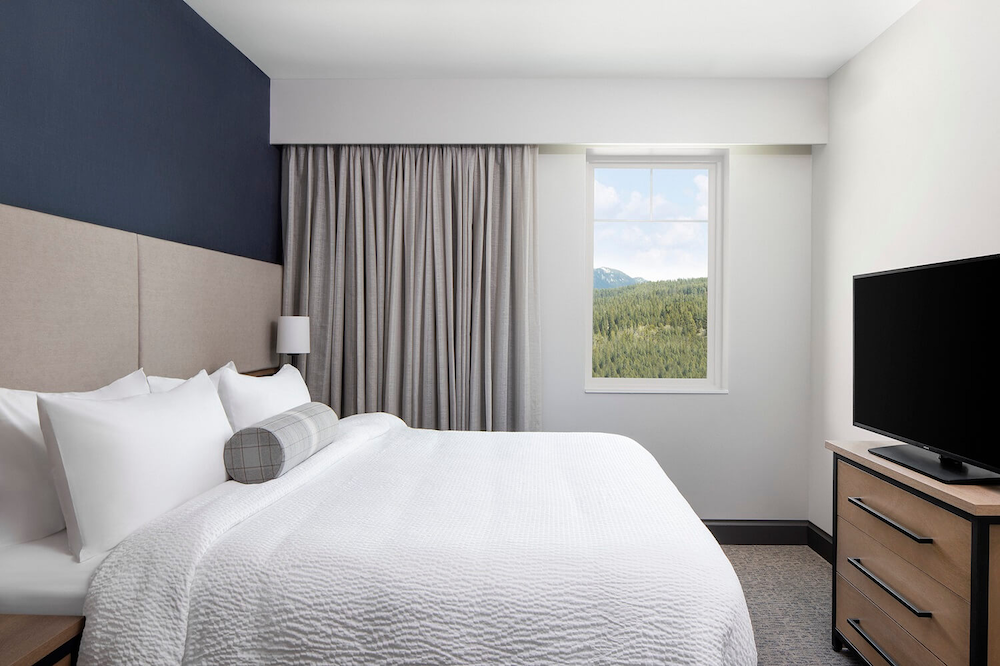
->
<box><xmin>585</xmin><ymin>152</ymin><xmax>728</xmax><ymax>394</ymax></box>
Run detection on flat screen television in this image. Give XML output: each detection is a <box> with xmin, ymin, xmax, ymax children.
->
<box><xmin>854</xmin><ymin>254</ymin><xmax>1000</xmax><ymax>484</ymax></box>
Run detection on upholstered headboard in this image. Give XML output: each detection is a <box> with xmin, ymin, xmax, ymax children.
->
<box><xmin>0</xmin><ymin>204</ymin><xmax>280</xmax><ymax>392</ymax></box>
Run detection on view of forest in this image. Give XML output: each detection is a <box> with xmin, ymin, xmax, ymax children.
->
<box><xmin>593</xmin><ymin>277</ymin><xmax>708</xmax><ymax>379</ymax></box>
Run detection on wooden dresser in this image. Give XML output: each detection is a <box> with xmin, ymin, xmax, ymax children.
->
<box><xmin>828</xmin><ymin>441</ymin><xmax>1000</xmax><ymax>666</ymax></box>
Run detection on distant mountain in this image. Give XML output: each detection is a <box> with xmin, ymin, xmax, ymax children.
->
<box><xmin>593</xmin><ymin>267</ymin><xmax>648</xmax><ymax>290</ymax></box>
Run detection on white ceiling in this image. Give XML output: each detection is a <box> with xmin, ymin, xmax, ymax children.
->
<box><xmin>184</xmin><ymin>0</ymin><xmax>921</xmax><ymax>80</ymax></box>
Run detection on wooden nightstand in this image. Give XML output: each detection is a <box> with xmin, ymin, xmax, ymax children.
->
<box><xmin>0</xmin><ymin>615</ymin><xmax>84</xmax><ymax>666</ymax></box>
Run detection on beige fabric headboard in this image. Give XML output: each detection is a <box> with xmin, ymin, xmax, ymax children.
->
<box><xmin>138</xmin><ymin>236</ymin><xmax>279</xmax><ymax>378</ymax></box>
<box><xmin>0</xmin><ymin>203</ymin><xmax>280</xmax><ymax>392</ymax></box>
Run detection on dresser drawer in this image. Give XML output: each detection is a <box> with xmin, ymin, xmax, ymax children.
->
<box><xmin>837</xmin><ymin>574</ymin><xmax>945</xmax><ymax>666</ymax></box>
<box><xmin>838</xmin><ymin>517</ymin><xmax>969</xmax><ymax>665</ymax></box>
<box><xmin>838</xmin><ymin>460</ymin><xmax>971</xmax><ymax>600</ymax></box>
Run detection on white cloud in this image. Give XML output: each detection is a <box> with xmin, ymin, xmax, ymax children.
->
<box><xmin>597</xmin><ymin>169</ymin><xmax>709</xmax><ymax>222</ymax></box>
<box><xmin>619</xmin><ymin>191</ymin><xmax>650</xmax><ymax>220</ymax></box>
<box><xmin>631</xmin><ymin>246</ymin><xmax>707</xmax><ymax>280</ymax></box>
<box><xmin>594</xmin><ymin>179</ymin><xmax>654</xmax><ymax>220</ymax></box>
<box><xmin>651</xmin><ymin>194</ymin><xmax>686</xmax><ymax>220</ymax></box>
<box><xmin>594</xmin><ymin>222</ymin><xmax>708</xmax><ymax>281</ymax></box>
<box><xmin>593</xmin><ymin>179</ymin><xmax>621</xmax><ymax>219</ymax></box>
<box><xmin>592</xmin><ymin>171</ymin><xmax>711</xmax><ymax>280</ymax></box>
<box><xmin>621</xmin><ymin>224</ymin><xmax>652</xmax><ymax>246</ymax></box>
<box><xmin>646</xmin><ymin>171</ymin><xmax>710</xmax><ymax>220</ymax></box>
<box><xmin>653</xmin><ymin>224</ymin><xmax>698</xmax><ymax>247</ymax></box>
<box><xmin>595</xmin><ymin>224</ymin><xmax>619</xmax><ymax>240</ymax></box>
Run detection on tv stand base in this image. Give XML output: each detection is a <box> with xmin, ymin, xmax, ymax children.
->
<box><xmin>869</xmin><ymin>444</ymin><xmax>1000</xmax><ymax>485</ymax></box>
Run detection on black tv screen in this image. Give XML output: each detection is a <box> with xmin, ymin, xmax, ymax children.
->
<box><xmin>854</xmin><ymin>254</ymin><xmax>1000</xmax><ymax>473</ymax></box>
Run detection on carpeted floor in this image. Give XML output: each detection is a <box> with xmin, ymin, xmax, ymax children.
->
<box><xmin>721</xmin><ymin>545</ymin><xmax>865</xmax><ymax>666</ymax></box>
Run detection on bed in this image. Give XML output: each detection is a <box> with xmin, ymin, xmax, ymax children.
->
<box><xmin>79</xmin><ymin>414</ymin><xmax>755</xmax><ymax>665</ymax></box>
<box><xmin>0</xmin><ymin>204</ymin><xmax>757</xmax><ymax>665</ymax></box>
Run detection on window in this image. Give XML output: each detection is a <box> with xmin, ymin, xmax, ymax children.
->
<box><xmin>586</xmin><ymin>154</ymin><xmax>726</xmax><ymax>393</ymax></box>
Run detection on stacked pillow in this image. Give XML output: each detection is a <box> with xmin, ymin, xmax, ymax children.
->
<box><xmin>0</xmin><ymin>362</ymin><xmax>315</xmax><ymax>561</ymax></box>
<box><xmin>0</xmin><ymin>369</ymin><xmax>150</xmax><ymax>547</ymax></box>
<box><xmin>146</xmin><ymin>361</ymin><xmax>237</xmax><ymax>393</ymax></box>
<box><xmin>39</xmin><ymin>371</ymin><xmax>233</xmax><ymax>561</ymax></box>
<box><xmin>216</xmin><ymin>365</ymin><xmax>313</xmax><ymax>432</ymax></box>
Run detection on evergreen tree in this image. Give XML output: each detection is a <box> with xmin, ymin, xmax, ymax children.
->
<box><xmin>592</xmin><ymin>277</ymin><xmax>708</xmax><ymax>379</ymax></box>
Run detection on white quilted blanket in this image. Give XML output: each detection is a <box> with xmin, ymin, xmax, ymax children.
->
<box><xmin>81</xmin><ymin>414</ymin><xmax>756</xmax><ymax>665</ymax></box>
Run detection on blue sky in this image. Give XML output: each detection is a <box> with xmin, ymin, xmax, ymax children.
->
<box><xmin>594</xmin><ymin>168</ymin><xmax>709</xmax><ymax>281</ymax></box>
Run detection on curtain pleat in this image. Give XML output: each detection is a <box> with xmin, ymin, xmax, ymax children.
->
<box><xmin>281</xmin><ymin>145</ymin><xmax>540</xmax><ymax>431</ymax></box>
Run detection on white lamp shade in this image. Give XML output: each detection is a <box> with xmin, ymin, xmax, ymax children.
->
<box><xmin>277</xmin><ymin>316</ymin><xmax>310</xmax><ymax>354</ymax></box>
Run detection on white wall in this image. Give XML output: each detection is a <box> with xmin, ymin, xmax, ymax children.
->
<box><xmin>539</xmin><ymin>149</ymin><xmax>813</xmax><ymax>519</ymax></box>
<box><xmin>809</xmin><ymin>0</ymin><xmax>1000</xmax><ymax>532</ymax></box>
<box><xmin>271</xmin><ymin>78</ymin><xmax>827</xmax><ymax>145</ymax></box>
<box><xmin>269</xmin><ymin>67</ymin><xmax>822</xmax><ymax>521</ymax></box>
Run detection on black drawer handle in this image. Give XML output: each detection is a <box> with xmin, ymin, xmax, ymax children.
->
<box><xmin>847</xmin><ymin>558</ymin><xmax>932</xmax><ymax>618</ymax></box>
<box><xmin>847</xmin><ymin>497</ymin><xmax>933</xmax><ymax>543</ymax></box>
<box><xmin>847</xmin><ymin>618</ymin><xmax>900</xmax><ymax>666</ymax></box>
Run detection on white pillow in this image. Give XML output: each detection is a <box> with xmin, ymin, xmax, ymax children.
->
<box><xmin>0</xmin><ymin>369</ymin><xmax>150</xmax><ymax>547</ymax></box>
<box><xmin>146</xmin><ymin>361</ymin><xmax>237</xmax><ymax>393</ymax></box>
<box><xmin>216</xmin><ymin>365</ymin><xmax>312</xmax><ymax>432</ymax></box>
<box><xmin>37</xmin><ymin>371</ymin><xmax>232</xmax><ymax>562</ymax></box>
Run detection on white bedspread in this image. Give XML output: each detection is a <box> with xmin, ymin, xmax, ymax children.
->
<box><xmin>81</xmin><ymin>414</ymin><xmax>756</xmax><ymax>665</ymax></box>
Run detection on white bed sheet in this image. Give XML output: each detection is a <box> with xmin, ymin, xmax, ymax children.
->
<box><xmin>0</xmin><ymin>530</ymin><xmax>105</xmax><ymax>615</ymax></box>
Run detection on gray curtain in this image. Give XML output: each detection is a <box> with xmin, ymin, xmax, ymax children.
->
<box><xmin>282</xmin><ymin>145</ymin><xmax>540</xmax><ymax>431</ymax></box>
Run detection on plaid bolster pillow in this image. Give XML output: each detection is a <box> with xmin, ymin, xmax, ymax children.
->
<box><xmin>223</xmin><ymin>402</ymin><xmax>340</xmax><ymax>484</ymax></box>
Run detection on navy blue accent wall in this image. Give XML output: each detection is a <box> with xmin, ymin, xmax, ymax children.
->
<box><xmin>0</xmin><ymin>1</ymin><xmax>281</xmax><ymax>263</ymax></box>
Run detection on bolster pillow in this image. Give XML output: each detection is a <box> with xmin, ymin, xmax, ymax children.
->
<box><xmin>224</xmin><ymin>402</ymin><xmax>339</xmax><ymax>484</ymax></box>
